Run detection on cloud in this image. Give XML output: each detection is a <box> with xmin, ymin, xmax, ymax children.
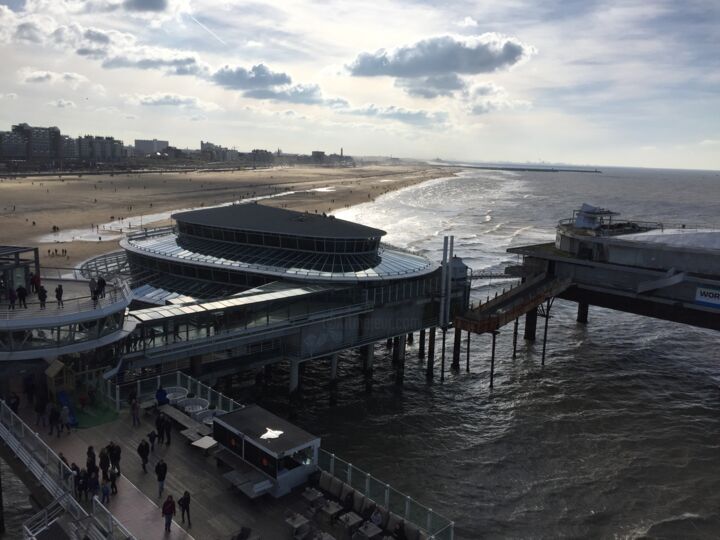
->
<box><xmin>468</xmin><ymin>82</ymin><xmax>531</xmax><ymax>114</ymax></box>
<box><xmin>102</xmin><ymin>49</ymin><xmax>207</xmax><ymax>75</ymax></box>
<box><xmin>14</xmin><ymin>21</ymin><xmax>44</xmax><ymax>42</ymax></box>
<box><xmin>123</xmin><ymin>0</ymin><xmax>167</xmax><ymax>11</ymax></box>
<box><xmin>348</xmin><ymin>33</ymin><xmax>535</xmax><ymax>78</ymax></box>
<box><xmin>0</xmin><ymin>93</ymin><xmax>18</xmax><ymax>100</ymax></box>
<box><xmin>212</xmin><ymin>64</ymin><xmax>291</xmax><ymax>89</ymax></box>
<box><xmin>395</xmin><ymin>74</ymin><xmax>466</xmax><ymax>98</ymax></box>
<box><xmin>83</xmin><ymin>28</ymin><xmax>111</xmax><ymax>44</ymax></box>
<box><xmin>457</xmin><ymin>16</ymin><xmax>478</xmax><ymax>28</ymax></box>
<box><xmin>243</xmin><ymin>83</ymin><xmax>348</xmax><ymax>108</ymax></box>
<box><xmin>127</xmin><ymin>92</ymin><xmax>219</xmax><ymax>111</ymax></box>
<box><xmin>48</xmin><ymin>99</ymin><xmax>76</xmax><ymax>108</ymax></box>
<box><xmin>346</xmin><ymin>104</ymin><xmax>448</xmax><ymax>126</ymax></box>
<box><xmin>18</xmin><ymin>68</ymin><xmax>89</xmax><ymax>87</ymax></box>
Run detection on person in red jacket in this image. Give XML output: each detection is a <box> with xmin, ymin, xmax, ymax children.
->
<box><xmin>161</xmin><ymin>495</ymin><xmax>176</xmax><ymax>532</ymax></box>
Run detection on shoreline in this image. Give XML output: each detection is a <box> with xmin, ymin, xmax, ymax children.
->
<box><xmin>0</xmin><ymin>165</ymin><xmax>456</xmax><ymax>267</ymax></box>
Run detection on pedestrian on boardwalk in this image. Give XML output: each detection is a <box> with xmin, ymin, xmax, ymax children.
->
<box><xmin>77</xmin><ymin>469</ymin><xmax>89</xmax><ymax>502</ymax></box>
<box><xmin>55</xmin><ymin>284</ymin><xmax>64</xmax><ymax>307</ymax></box>
<box><xmin>161</xmin><ymin>495</ymin><xmax>176</xmax><ymax>533</ymax></box>
<box><xmin>16</xmin><ymin>285</ymin><xmax>27</xmax><ymax>308</ymax></box>
<box><xmin>88</xmin><ymin>278</ymin><xmax>97</xmax><ymax>298</ymax></box>
<box><xmin>137</xmin><ymin>439</ymin><xmax>150</xmax><ymax>473</ymax></box>
<box><xmin>164</xmin><ymin>417</ymin><xmax>172</xmax><ymax>446</ymax></box>
<box><xmin>156</xmin><ymin>413</ymin><xmax>165</xmax><ymax>445</ymax></box>
<box><xmin>155</xmin><ymin>458</ymin><xmax>167</xmax><ymax>498</ymax></box>
<box><xmin>48</xmin><ymin>404</ymin><xmax>60</xmax><ymax>435</ymax></box>
<box><xmin>148</xmin><ymin>430</ymin><xmax>158</xmax><ymax>451</ymax></box>
<box><xmin>178</xmin><ymin>491</ymin><xmax>191</xmax><ymax>528</ymax></box>
<box><xmin>97</xmin><ymin>275</ymin><xmax>106</xmax><ymax>298</ymax></box>
<box><xmin>99</xmin><ymin>448</ymin><xmax>110</xmax><ymax>481</ymax></box>
<box><xmin>38</xmin><ymin>285</ymin><xmax>47</xmax><ymax>309</ymax></box>
<box><xmin>108</xmin><ymin>441</ymin><xmax>122</xmax><ymax>475</ymax></box>
<box><xmin>101</xmin><ymin>479</ymin><xmax>110</xmax><ymax>504</ymax></box>
<box><xmin>86</xmin><ymin>446</ymin><xmax>97</xmax><ymax>475</ymax></box>
<box><xmin>29</xmin><ymin>272</ymin><xmax>36</xmax><ymax>293</ymax></box>
<box><xmin>59</xmin><ymin>404</ymin><xmax>71</xmax><ymax>436</ymax></box>
<box><xmin>71</xmin><ymin>463</ymin><xmax>80</xmax><ymax>497</ymax></box>
<box><xmin>7</xmin><ymin>288</ymin><xmax>16</xmax><ymax>310</ymax></box>
<box><xmin>131</xmin><ymin>398</ymin><xmax>140</xmax><ymax>427</ymax></box>
<box><xmin>109</xmin><ymin>466</ymin><xmax>119</xmax><ymax>495</ymax></box>
<box><xmin>88</xmin><ymin>471</ymin><xmax>99</xmax><ymax>500</ymax></box>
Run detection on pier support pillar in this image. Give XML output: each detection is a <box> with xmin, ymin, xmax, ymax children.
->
<box><xmin>418</xmin><ymin>329</ymin><xmax>426</xmax><ymax>358</ymax></box>
<box><xmin>426</xmin><ymin>328</ymin><xmax>436</xmax><ymax>380</ymax></box>
<box><xmin>330</xmin><ymin>354</ymin><xmax>338</xmax><ymax>382</ymax></box>
<box><xmin>440</xmin><ymin>329</ymin><xmax>447</xmax><ymax>382</ymax></box>
<box><xmin>466</xmin><ymin>331</ymin><xmax>471</xmax><ymax>372</ymax></box>
<box><xmin>512</xmin><ymin>318</ymin><xmax>519</xmax><ymax>359</ymax></box>
<box><xmin>490</xmin><ymin>331</ymin><xmax>498</xmax><ymax>389</ymax></box>
<box><xmin>395</xmin><ymin>335</ymin><xmax>406</xmax><ymax>386</ymax></box>
<box><xmin>577</xmin><ymin>302</ymin><xmax>589</xmax><ymax>324</ymax></box>
<box><xmin>386</xmin><ymin>338</ymin><xmax>393</xmax><ymax>349</ymax></box>
<box><xmin>407</xmin><ymin>332</ymin><xmax>414</xmax><ymax>345</ymax></box>
<box><xmin>451</xmin><ymin>328</ymin><xmax>462</xmax><ymax>370</ymax></box>
<box><xmin>524</xmin><ymin>308</ymin><xmax>537</xmax><ymax>341</ymax></box>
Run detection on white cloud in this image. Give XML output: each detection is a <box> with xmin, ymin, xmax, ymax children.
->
<box><xmin>18</xmin><ymin>67</ymin><xmax>89</xmax><ymax>88</ymax></box>
<box><xmin>126</xmin><ymin>92</ymin><xmax>220</xmax><ymax>111</ymax></box>
<box><xmin>48</xmin><ymin>99</ymin><xmax>77</xmax><ymax>108</ymax></box>
<box><xmin>0</xmin><ymin>92</ymin><xmax>19</xmax><ymax>100</ymax></box>
<box><xmin>457</xmin><ymin>16</ymin><xmax>478</xmax><ymax>28</ymax></box>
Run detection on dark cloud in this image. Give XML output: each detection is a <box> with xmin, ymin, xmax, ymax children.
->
<box><xmin>123</xmin><ymin>0</ymin><xmax>167</xmax><ymax>11</ymax></box>
<box><xmin>14</xmin><ymin>21</ymin><xmax>43</xmax><ymax>42</ymax></box>
<box><xmin>347</xmin><ymin>104</ymin><xmax>448</xmax><ymax>126</ymax></box>
<box><xmin>84</xmin><ymin>28</ymin><xmax>110</xmax><ymax>44</ymax></box>
<box><xmin>212</xmin><ymin>64</ymin><xmax>291</xmax><ymax>90</ymax></box>
<box><xmin>76</xmin><ymin>47</ymin><xmax>108</xmax><ymax>58</ymax></box>
<box><xmin>348</xmin><ymin>34</ymin><xmax>533</xmax><ymax>78</ymax></box>
<box><xmin>395</xmin><ymin>74</ymin><xmax>466</xmax><ymax>98</ymax></box>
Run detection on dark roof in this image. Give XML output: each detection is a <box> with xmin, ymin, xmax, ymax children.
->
<box><xmin>173</xmin><ymin>204</ymin><xmax>385</xmax><ymax>239</ymax></box>
<box><xmin>215</xmin><ymin>404</ymin><xmax>319</xmax><ymax>456</ymax></box>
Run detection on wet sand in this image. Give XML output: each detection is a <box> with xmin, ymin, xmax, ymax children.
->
<box><xmin>0</xmin><ymin>165</ymin><xmax>455</xmax><ymax>267</ymax></box>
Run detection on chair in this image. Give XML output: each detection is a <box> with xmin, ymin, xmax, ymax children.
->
<box><xmin>329</xmin><ymin>477</ymin><xmax>343</xmax><ymax>500</ymax></box>
<box><xmin>318</xmin><ymin>471</ymin><xmax>332</xmax><ymax>493</ymax></box>
<box><xmin>403</xmin><ymin>521</ymin><xmax>420</xmax><ymax>540</ymax></box>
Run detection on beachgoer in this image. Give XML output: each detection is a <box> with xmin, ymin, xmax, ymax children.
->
<box><xmin>154</xmin><ymin>459</ymin><xmax>167</xmax><ymax>498</ymax></box>
<box><xmin>137</xmin><ymin>439</ymin><xmax>150</xmax><ymax>472</ymax></box>
<box><xmin>161</xmin><ymin>495</ymin><xmax>176</xmax><ymax>532</ymax></box>
<box><xmin>178</xmin><ymin>491</ymin><xmax>191</xmax><ymax>527</ymax></box>
<box><xmin>38</xmin><ymin>285</ymin><xmax>47</xmax><ymax>309</ymax></box>
<box><xmin>55</xmin><ymin>284</ymin><xmax>64</xmax><ymax>307</ymax></box>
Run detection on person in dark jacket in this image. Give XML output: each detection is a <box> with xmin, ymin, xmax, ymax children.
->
<box><xmin>178</xmin><ymin>491</ymin><xmax>191</xmax><ymax>527</ymax></box>
<box><xmin>109</xmin><ymin>466</ymin><xmax>119</xmax><ymax>495</ymax></box>
<box><xmin>86</xmin><ymin>446</ymin><xmax>97</xmax><ymax>476</ymax></box>
<box><xmin>155</xmin><ymin>459</ymin><xmax>167</xmax><ymax>498</ymax></box>
<box><xmin>77</xmin><ymin>468</ymin><xmax>89</xmax><ymax>501</ymax></box>
<box><xmin>38</xmin><ymin>285</ymin><xmax>47</xmax><ymax>309</ymax></box>
<box><xmin>137</xmin><ymin>439</ymin><xmax>150</xmax><ymax>473</ymax></box>
<box><xmin>7</xmin><ymin>288</ymin><xmax>16</xmax><ymax>309</ymax></box>
<box><xmin>48</xmin><ymin>404</ymin><xmax>60</xmax><ymax>436</ymax></box>
<box><xmin>16</xmin><ymin>285</ymin><xmax>27</xmax><ymax>308</ymax></box>
<box><xmin>161</xmin><ymin>495</ymin><xmax>176</xmax><ymax>532</ymax></box>
<box><xmin>99</xmin><ymin>448</ymin><xmax>110</xmax><ymax>481</ymax></box>
<box><xmin>55</xmin><ymin>284</ymin><xmax>64</xmax><ymax>307</ymax></box>
<box><xmin>108</xmin><ymin>441</ymin><xmax>122</xmax><ymax>475</ymax></box>
<box><xmin>148</xmin><ymin>430</ymin><xmax>158</xmax><ymax>452</ymax></box>
<box><xmin>155</xmin><ymin>413</ymin><xmax>165</xmax><ymax>444</ymax></box>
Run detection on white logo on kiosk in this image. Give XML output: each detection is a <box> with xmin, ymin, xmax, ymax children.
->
<box><xmin>260</xmin><ymin>428</ymin><xmax>283</xmax><ymax>440</ymax></box>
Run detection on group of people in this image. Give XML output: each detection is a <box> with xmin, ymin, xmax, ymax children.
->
<box><xmin>64</xmin><ymin>441</ymin><xmax>122</xmax><ymax>505</ymax></box>
<box><xmin>4</xmin><ymin>273</ymin><xmax>64</xmax><ymax>310</ymax></box>
<box><xmin>88</xmin><ymin>276</ymin><xmax>107</xmax><ymax>303</ymax></box>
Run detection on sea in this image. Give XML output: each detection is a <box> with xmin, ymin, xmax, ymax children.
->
<box><xmin>263</xmin><ymin>166</ymin><xmax>720</xmax><ymax>539</ymax></box>
<box><xmin>4</xmin><ymin>165</ymin><xmax>720</xmax><ymax>538</ymax></box>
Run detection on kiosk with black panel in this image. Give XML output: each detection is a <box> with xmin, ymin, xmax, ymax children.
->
<box><xmin>213</xmin><ymin>404</ymin><xmax>320</xmax><ymax>498</ymax></box>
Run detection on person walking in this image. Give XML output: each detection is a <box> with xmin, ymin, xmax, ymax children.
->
<box><xmin>88</xmin><ymin>278</ymin><xmax>97</xmax><ymax>299</ymax></box>
<box><xmin>88</xmin><ymin>471</ymin><xmax>99</xmax><ymax>501</ymax></box>
<box><xmin>164</xmin><ymin>416</ymin><xmax>172</xmax><ymax>446</ymax></box>
<box><xmin>16</xmin><ymin>285</ymin><xmax>27</xmax><ymax>308</ymax></box>
<box><xmin>71</xmin><ymin>463</ymin><xmax>80</xmax><ymax>497</ymax></box>
<box><xmin>154</xmin><ymin>459</ymin><xmax>167</xmax><ymax>498</ymax></box>
<box><xmin>86</xmin><ymin>446</ymin><xmax>97</xmax><ymax>476</ymax></box>
<box><xmin>59</xmin><ymin>404</ymin><xmax>71</xmax><ymax>436</ymax></box>
<box><xmin>55</xmin><ymin>284</ymin><xmax>64</xmax><ymax>307</ymax></box>
<box><xmin>7</xmin><ymin>288</ymin><xmax>16</xmax><ymax>310</ymax></box>
<box><xmin>38</xmin><ymin>285</ymin><xmax>47</xmax><ymax>309</ymax></box>
<box><xmin>108</xmin><ymin>441</ymin><xmax>122</xmax><ymax>475</ymax></box>
<box><xmin>77</xmin><ymin>469</ymin><xmax>89</xmax><ymax>502</ymax></box>
<box><xmin>97</xmin><ymin>275</ymin><xmax>106</xmax><ymax>298</ymax></box>
<box><xmin>48</xmin><ymin>404</ymin><xmax>60</xmax><ymax>436</ymax></box>
<box><xmin>99</xmin><ymin>448</ymin><xmax>110</xmax><ymax>482</ymax></box>
<box><xmin>148</xmin><ymin>430</ymin><xmax>158</xmax><ymax>452</ymax></box>
<box><xmin>161</xmin><ymin>495</ymin><xmax>176</xmax><ymax>533</ymax></box>
<box><xmin>178</xmin><ymin>491</ymin><xmax>191</xmax><ymax>528</ymax></box>
<box><xmin>131</xmin><ymin>398</ymin><xmax>140</xmax><ymax>427</ymax></box>
<box><xmin>137</xmin><ymin>439</ymin><xmax>150</xmax><ymax>473</ymax></box>
<box><xmin>109</xmin><ymin>466</ymin><xmax>119</xmax><ymax>495</ymax></box>
<box><xmin>155</xmin><ymin>414</ymin><xmax>165</xmax><ymax>445</ymax></box>
<box><xmin>100</xmin><ymin>479</ymin><xmax>110</xmax><ymax>504</ymax></box>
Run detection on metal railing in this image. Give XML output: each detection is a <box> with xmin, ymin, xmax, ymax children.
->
<box><xmin>102</xmin><ymin>371</ymin><xmax>245</xmax><ymax>413</ymax></box>
<box><xmin>0</xmin><ymin>399</ymin><xmax>135</xmax><ymax>539</ymax></box>
<box><xmin>319</xmin><ymin>450</ymin><xmax>454</xmax><ymax>540</ymax></box>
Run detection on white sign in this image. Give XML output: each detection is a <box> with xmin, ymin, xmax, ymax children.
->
<box><xmin>260</xmin><ymin>428</ymin><xmax>283</xmax><ymax>440</ymax></box>
<box><xmin>695</xmin><ymin>286</ymin><xmax>720</xmax><ymax>308</ymax></box>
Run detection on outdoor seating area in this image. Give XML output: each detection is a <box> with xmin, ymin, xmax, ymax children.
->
<box><xmin>158</xmin><ymin>403</ymin><xmax>212</xmax><ymax>443</ymax></box>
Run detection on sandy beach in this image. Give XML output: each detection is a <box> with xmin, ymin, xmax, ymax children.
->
<box><xmin>0</xmin><ymin>165</ymin><xmax>455</xmax><ymax>267</ymax></box>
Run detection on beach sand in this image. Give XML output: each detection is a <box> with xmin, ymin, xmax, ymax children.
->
<box><xmin>0</xmin><ymin>165</ymin><xmax>455</xmax><ymax>268</ymax></box>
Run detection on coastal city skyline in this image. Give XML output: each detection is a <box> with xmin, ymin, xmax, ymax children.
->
<box><xmin>1</xmin><ymin>0</ymin><xmax>718</xmax><ymax>170</ymax></box>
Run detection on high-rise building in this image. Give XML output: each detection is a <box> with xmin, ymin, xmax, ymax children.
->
<box><xmin>135</xmin><ymin>139</ymin><xmax>169</xmax><ymax>155</ymax></box>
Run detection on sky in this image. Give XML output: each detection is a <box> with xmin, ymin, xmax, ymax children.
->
<box><xmin>0</xmin><ymin>0</ymin><xmax>718</xmax><ymax>169</ymax></box>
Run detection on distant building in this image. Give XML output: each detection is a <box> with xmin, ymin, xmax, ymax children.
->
<box><xmin>60</xmin><ymin>135</ymin><xmax>77</xmax><ymax>160</ymax></box>
<box><xmin>78</xmin><ymin>135</ymin><xmax>124</xmax><ymax>163</ymax></box>
<box><xmin>0</xmin><ymin>129</ymin><xmax>28</xmax><ymax>160</ymax></box>
<box><xmin>200</xmin><ymin>140</ymin><xmax>240</xmax><ymax>162</ymax></box>
<box><xmin>311</xmin><ymin>150</ymin><xmax>326</xmax><ymax>163</ymax></box>
<box><xmin>135</xmin><ymin>139</ymin><xmax>169</xmax><ymax>155</ymax></box>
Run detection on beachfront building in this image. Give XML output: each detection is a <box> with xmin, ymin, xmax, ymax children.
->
<box><xmin>134</xmin><ymin>138</ymin><xmax>169</xmax><ymax>155</ymax></box>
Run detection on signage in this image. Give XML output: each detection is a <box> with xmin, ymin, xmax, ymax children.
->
<box><xmin>695</xmin><ymin>286</ymin><xmax>720</xmax><ymax>308</ymax></box>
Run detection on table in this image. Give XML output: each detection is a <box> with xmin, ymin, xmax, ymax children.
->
<box><xmin>320</xmin><ymin>500</ymin><xmax>343</xmax><ymax>523</ymax></box>
<box><xmin>338</xmin><ymin>511</ymin><xmax>363</xmax><ymax>531</ymax></box>
<box><xmin>303</xmin><ymin>487</ymin><xmax>325</xmax><ymax>505</ymax></box>
<box><xmin>285</xmin><ymin>513</ymin><xmax>309</xmax><ymax>531</ymax></box>
<box><xmin>192</xmin><ymin>435</ymin><xmax>218</xmax><ymax>451</ymax></box>
<box><xmin>356</xmin><ymin>521</ymin><xmax>383</xmax><ymax>540</ymax></box>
